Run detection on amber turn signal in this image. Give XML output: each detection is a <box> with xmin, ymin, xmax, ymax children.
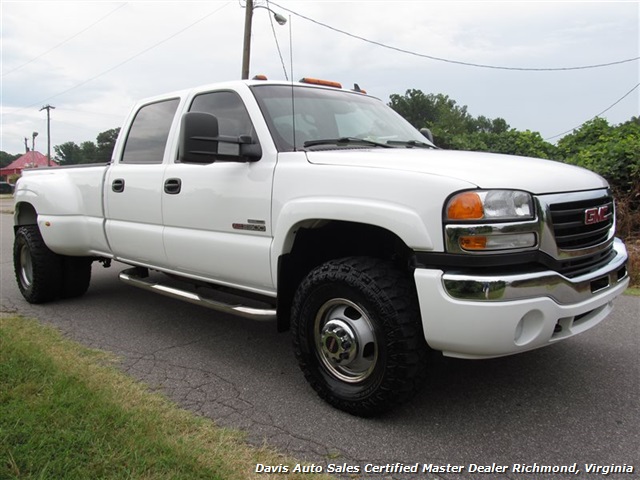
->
<box><xmin>447</xmin><ymin>192</ymin><xmax>484</xmax><ymax>220</ymax></box>
<box><xmin>459</xmin><ymin>236</ymin><xmax>488</xmax><ymax>250</ymax></box>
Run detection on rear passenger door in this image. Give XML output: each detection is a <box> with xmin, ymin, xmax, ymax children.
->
<box><xmin>105</xmin><ymin>98</ymin><xmax>180</xmax><ymax>267</ymax></box>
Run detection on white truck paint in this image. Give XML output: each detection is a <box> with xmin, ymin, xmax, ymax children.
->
<box><xmin>13</xmin><ymin>79</ymin><xmax>629</xmax><ymax>415</ymax></box>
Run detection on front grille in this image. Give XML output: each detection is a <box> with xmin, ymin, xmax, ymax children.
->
<box><xmin>549</xmin><ymin>195</ymin><xmax>614</xmax><ymax>250</ymax></box>
<box><xmin>554</xmin><ymin>248</ymin><xmax>617</xmax><ymax>278</ymax></box>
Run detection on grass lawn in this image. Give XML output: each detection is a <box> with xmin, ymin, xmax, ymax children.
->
<box><xmin>0</xmin><ymin>315</ymin><xmax>330</xmax><ymax>480</ymax></box>
<box><xmin>624</xmin><ymin>286</ymin><xmax>640</xmax><ymax>296</ymax></box>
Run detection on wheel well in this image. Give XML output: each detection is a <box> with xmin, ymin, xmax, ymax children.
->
<box><xmin>14</xmin><ymin>202</ymin><xmax>37</xmax><ymax>230</ymax></box>
<box><xmin>276</xmin><ymin>221</ymin><xmax>413</xmax><ymax>332</ymax></box>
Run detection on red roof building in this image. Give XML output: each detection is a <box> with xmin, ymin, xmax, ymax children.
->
<box><xmin>0</xmin><ymin>151</ymin><xmax>59</xmax><ymax>178</ymax></box>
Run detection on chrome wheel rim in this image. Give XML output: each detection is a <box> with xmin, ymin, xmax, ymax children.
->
<box><xmin>19</xmin><ymin>244</ymin><xmax>33</xmax><ymax>288</ymax></box>
<box><xmin>314</xmin><ymin>298</ymin><xmax>378</xmax><ymax>383</ymax></box>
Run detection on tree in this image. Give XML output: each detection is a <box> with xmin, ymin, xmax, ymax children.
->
<box><xmin>557</xmin><ymin>117</ymin><xmax>639</xmax><ymax>191</ymax></box>
<box><xmin>476</xmin><ymin>129</ymin><xmax>558</xmax><ymax>159</ymax></box>
<box><xmin>53</xmin><ymin>127</ymin><xmax>120</xmax><ymax>165</ymax></box>
<box><xmin>54</xmin><ymin>142</ymin><xmax>83</xmax><ymax>165</ymax></box>
<box><xmin>389</xmin><ymin>90</ymin><xmax>478</xmax><ymax>148</ymax></box>
<box><xmin>388</xmin><ymin>89</ymin><xmax>559</xmax><ymax>158</ymax></box>
<box><xmin>1</xmin><ymin>151</ymin><xmax>21</xmax><ymax>169</ymax></box>
<box><xmin>557</xmin><ymin>117</ymin><xmax>640</xmax><ymax>238</ymax></box>
<box><xmin>80</xmin><ymin>141</ymin><xmax>98</xmax><ymax>163</ymax></box>
<box><xmin>96</xmin><ymin>128</ymin><xmax>120</xmax><ymax>163</ymax></box>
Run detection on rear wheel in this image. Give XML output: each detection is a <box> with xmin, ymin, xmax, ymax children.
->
<box><xmin>14</xmin><ymin>225</ymin><xmax>63</xmax><ymax>303</ymax></box>
<box><xmin>61</xmin><ymin>257</ymin><xmax>92</xmax><ymax>299</ymax></box>
<box><xmin>14</xmin><ymin>225</ymin><xmax>93</xmax><ymax>303</ymax></box>
<box><xmin>291</xmin><ymin>257</ymin><xmax>428</xmax><ymax>416</ymax></box>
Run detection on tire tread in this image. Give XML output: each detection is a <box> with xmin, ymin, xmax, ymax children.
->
<box><xmin>291</xmin><ymin>256</ymin><xmax>429</xmax><ymax>416</ymax></box>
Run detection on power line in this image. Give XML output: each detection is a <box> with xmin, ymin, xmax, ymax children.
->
<box><xmin>269</xmin><ymin>1</ymin><xmax>639</xmax><ymax>72</ymax></box>
<box><xmin>545</xmin><ymin>82</ymin><xmax>640</xmax><ymax>140</ymax></box>
<box><xmin>266</xmin><ymin>0</ymin><xmax>289</xmax><ymax>80</ymax></box>
<box><xmin>8</xmin><ymin>2</ymin><xmax>232</xmax><ymax>114</ymax></box>
<box><xmin>2</xmin><ymin>3</ymin><xmax>128</xmax><ymax>77</ymax></box>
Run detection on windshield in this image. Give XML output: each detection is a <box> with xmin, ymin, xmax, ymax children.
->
<box><xmin>251</xmin><ymin>85</ymin><xmax>433</xmax><ymax>152</ymax></box>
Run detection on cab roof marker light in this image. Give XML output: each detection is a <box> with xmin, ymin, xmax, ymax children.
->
<box><xmin>252</xmin><ymin>74</ymin><xmax>268</xmax><ymax>80</ymax></box>
<box><xmin>299</xmin><ymin>77</ymin><xmax>343</xmax><ymax>89</ymax></box>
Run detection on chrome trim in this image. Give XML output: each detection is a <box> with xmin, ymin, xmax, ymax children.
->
<box><xmin>444</xmin><ymin>189</ymin><xmax>616</xmax><ymax>265</ymax></box>
<box><xmin>119</xmin><ymin>268</ymin><xmax>277</xmax><ymax>321</ymax></box>
<box><xmin>536</xmin><ymin>189</ymin><xmax>615</xmax><ymax>260</ymax></box>
<box><xmin>442</xmin><ymin>238</ymin><xmax>628</xmax><ymax>304</ymax></box>
<box><xmin>445</xmin><ymin>219</ymin><xmax>541</xmax><ymax>254</ymax></box>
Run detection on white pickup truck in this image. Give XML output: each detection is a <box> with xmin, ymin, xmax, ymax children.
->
<box><xmin>13</xmin><ymin>78</ymin><xmax>629</xmax><ymax>415</ymax></box>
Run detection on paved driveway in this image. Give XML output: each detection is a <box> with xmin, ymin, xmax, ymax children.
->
<box><xmin>1</xmin><ymin>212</ymin><xmax>638</xmax><ymax>479</ymax></box>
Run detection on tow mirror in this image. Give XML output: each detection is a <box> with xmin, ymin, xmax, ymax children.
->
<box><xmin>180</xmin><ymin>112</ymin><xmax>262</xmax><ymax>163</ymax></box>
<box><xmin>179</xmin><ymin>112</ymin><xmax>219</xmax><ymax>164</ymax></box>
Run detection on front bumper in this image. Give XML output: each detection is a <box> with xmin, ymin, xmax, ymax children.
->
<box><xmin>414</xmin><ymin>238</ymin><xmax>629</xmax><ymax>359</ymax></box>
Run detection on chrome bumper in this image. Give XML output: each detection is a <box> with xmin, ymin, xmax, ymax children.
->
<box><xmin>443</xmin><ymin>238</ymin><xmax>628</xmax><ymax>305</ymax></box>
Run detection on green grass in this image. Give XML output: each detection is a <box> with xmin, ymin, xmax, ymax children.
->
<box><xmin>0</xmin><ymin>315</ymin><xmax>330</xmax><ymax>480</ymax></box>
<box><xmin>624</xmin><ymin>286</ymin><xmax>640</xmax><ymax>296</ymax></box>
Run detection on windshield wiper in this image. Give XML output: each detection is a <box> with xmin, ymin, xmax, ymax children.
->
<box><xmin>303</xmin><ymin>137</ymin><xmax>392</xmax><ymax>149</ymax></box>
<box><xmin>386</xmin><ymin>139</ymin><xmax>436</xmax><ymax>149</ymax></box>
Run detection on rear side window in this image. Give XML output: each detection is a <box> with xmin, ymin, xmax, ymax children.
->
<box><xmin>121</xmin><ymin>98</ymin><xmax>179</xmax><ymax>164</ymax></box>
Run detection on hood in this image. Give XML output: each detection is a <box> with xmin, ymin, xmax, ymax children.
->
<box><xmin>305</xmin><ymin>148</ymin><xmax>608</xmax><ymax>194</ymax></box>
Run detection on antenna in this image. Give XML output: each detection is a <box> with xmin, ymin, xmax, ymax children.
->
<box><xmin>289</xmin><ymin>15</ymin><xmax>297</xmax><ymax>152</ymax></box>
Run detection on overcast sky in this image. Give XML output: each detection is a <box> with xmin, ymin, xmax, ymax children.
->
<box><xmin>1</xmin><ymin>0</ymin><xmax>638</xmax><ymax>157</ymax></box>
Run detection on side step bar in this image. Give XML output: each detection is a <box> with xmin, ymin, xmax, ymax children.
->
<box><xmin>119</xmin><ymin>268</ymin><xmax>277</xmax><ymax>321</ymax></box>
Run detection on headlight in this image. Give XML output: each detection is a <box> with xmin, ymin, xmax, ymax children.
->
<box><xmin>446</xmin><ymin>190</ymin><xmax>533</xmax><ymax>221</ymax></box>
<box><xmin>445</xmin><ymin>190</ymin><xmax>537</xmax><ymax>253</ymax></box>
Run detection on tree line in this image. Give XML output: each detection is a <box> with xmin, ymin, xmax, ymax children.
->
<box><xmin>52</xmin><ymin>128</ymin><xmax>121</xmax><ymax>165</ymax></box>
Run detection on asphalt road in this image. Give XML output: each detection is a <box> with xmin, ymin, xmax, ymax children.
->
<box><xmin>1</xmin><ymin>207</ymin><xmax>638</xmax><ymax>480</ymax></box>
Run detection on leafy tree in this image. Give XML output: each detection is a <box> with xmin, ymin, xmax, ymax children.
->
<box><xmin>388</xmin><ymin>89</ymin><xmax>558</xmax><ymax>158</ymax></box>
<box><xmin>557</xmin><ymin>117</ymin><xmax>639</xmax><ymax>191</ymax></box>
<box><xmin>1</xmin><ymin>151</ymin><xmax>21</xmax><ymax>169</ymax></box>
<box><xmin>389</xmin><ymin>90</ymin><xmax>478</xmax><ymax>148</ymax></box>
<box><xmin>474</xmin><ymin>115</ymin><xmax>509</xmax><ymax>134</ymax></box>
<box><xmin>96</xmin><ymin>128</ymin><xmax>120</xmax><ymax>163</ymax></box>
<box><xmin>54</xmin><ymin>142</ymin><xmax>84</xmax><ymax>165</ymax></box>
<box><xmin>54</xmin><ymin>127</ymin><xmax>120</xmax><ymax>165</ymax></box>
<box><xmin>477</xmin><ymin>129</ymin><xmax>558</xmax><ymax>159</ymax></box>
<box><xmin>80</xmin><ymin>141</ymin><xmax>98</xmax><ymax>163</ymax></box>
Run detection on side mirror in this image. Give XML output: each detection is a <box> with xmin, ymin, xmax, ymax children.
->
<box><xmin>179</xmin><ymin>112</ymin><xmax>219</xmax><ymax>164</ymax></box>
<box><xmin>420</xmin><ymin>127</ymin><xmax>435</xmax><ymax>144</ymax></box>
<box><xmin>179</xmin><ymin>112</ymin><xmax>263</xmax><ymax>163</ymax></box>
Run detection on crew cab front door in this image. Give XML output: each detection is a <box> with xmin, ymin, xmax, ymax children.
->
<box><xmin>161</xmin><ymin>90</ymin><xmax>276</xmax><ymax>295</ymax></box>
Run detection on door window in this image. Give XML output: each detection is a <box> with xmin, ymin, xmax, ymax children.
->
<box><xmin>122</xmin><ymin>98</ymin><xmax>179</xmax><ymax>164</ymax></box>
<box><xmin>189</xmin><ymin>91</ymin><xmax>255</xmax><ymax>156</ymax></box>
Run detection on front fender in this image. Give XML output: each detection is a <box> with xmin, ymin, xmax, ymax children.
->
<box><xmin>270</xmin><ymin>196</ymin><xmax>434</xmax><ymax>285</ymax></box>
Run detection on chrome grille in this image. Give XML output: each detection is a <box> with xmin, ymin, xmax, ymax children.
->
<box><xmin>549</xmin><ymin>195</ymin><xmax>614</xmax><ymax>250</ymax></box>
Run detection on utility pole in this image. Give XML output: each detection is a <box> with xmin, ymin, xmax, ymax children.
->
<box><xmin>40</xmin><ymin>104</ymin><xmax>55</xmax><ymax>166</ymax></box>
<box><xmin>241</xmin><ymin>0</ymin><xmax>286</xmax><ymax>80</ymax></box>
<box><xmin>241</xmin><ymin>0</ymin><xmax>254</xmax><ymax>80</ymax></box>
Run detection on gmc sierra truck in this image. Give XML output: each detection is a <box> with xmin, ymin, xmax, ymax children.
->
<box><xmin>13</xmin><ymin>78</ymin><xmax>629</xmax><ymax>415</ymax></box>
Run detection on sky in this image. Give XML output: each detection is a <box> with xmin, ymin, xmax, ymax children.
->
<box><xmin>1</xmin><ymin>0</ymin><xmax>639</xmax><ymax>157</ymax></box>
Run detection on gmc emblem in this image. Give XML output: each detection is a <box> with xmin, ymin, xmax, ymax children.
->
<box><xmin>584</xmin><ymin>205</ymin><xmax>611</xmax><ymax>225</ymax></box>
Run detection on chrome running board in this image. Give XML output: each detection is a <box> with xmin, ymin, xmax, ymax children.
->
<box><xmin>119</xmin><ymin>268</ymin><xmax>276</xmax><ymax>321</ymax></box>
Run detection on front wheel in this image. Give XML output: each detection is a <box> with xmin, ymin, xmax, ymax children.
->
<box><xmin>291</xmin><ymin>257</ymin><xmax>428</xmax><ymax>416</ymax></box>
